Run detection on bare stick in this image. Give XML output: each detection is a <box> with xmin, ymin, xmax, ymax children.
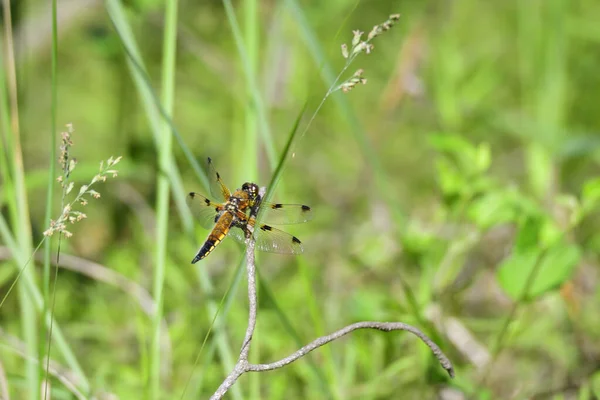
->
<box><xmin>248</xmin><ymin>321</ymin><xmax>454</xmax><ymax>374</ymax></box>
<box><xmin>211</xmin><ymin>236</ymin><xmax>454</xmax><ymax>400</ymax></box>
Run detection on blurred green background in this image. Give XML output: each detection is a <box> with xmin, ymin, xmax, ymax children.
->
<box><xmin>2</xmin><ymin>0</ymin><xmax>600</xmax><ymax>399</ymax></box>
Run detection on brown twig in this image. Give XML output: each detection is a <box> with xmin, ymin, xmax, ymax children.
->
<box><xmin>210</xmin><ymin>236</ymin><xmax>454</xmax><ymax>399</ymax></box>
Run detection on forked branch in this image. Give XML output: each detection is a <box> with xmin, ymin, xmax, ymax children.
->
<box><xmin>210</xmin><ymin>236</ymin><xmax>454</xmax><ymax>399</ymax></box>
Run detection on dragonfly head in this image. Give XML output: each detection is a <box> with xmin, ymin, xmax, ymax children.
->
<box><xmin>241</xmin><ymin>182</ymin><xmax>260</xmax><ymax>200</ymax></box>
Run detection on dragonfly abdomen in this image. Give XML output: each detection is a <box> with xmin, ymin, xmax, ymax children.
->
<box><xmin>191</xmin><ymin>211</ymin><xmax>235</xmax><ymax>263</ymax></box>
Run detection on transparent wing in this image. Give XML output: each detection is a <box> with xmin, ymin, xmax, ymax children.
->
<box><xmin>186</xmin><ymin>192</ymin><xmax>222</xmax><ymax>230</ymax></box>
<box><xmin>227</xmin><ymin>223</ymin><xmax>304</xmax><ymax>255</ymax></box>
<box><xmin>207</xmin><ymin>157</ymin><xmax>231</xmax><ymax>201</ymax></box>
<box><xmin>226</xmin><ymin>226</ymin><xmax>247</xmax><ymax>244</ymax></box>
<box><xmin>257</xmin><ymin>202</ymin><xmax>313</xmax><ymax>225</ymax></box>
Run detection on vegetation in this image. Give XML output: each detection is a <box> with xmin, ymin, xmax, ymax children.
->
<box><xmin>1</xmin><ymin>0</ymin><xmax>600</xmax><ymax>399</ymax></box>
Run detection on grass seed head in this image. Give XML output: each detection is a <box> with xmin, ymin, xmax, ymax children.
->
<box><xmin>44</xmin><ymin>123</ymin><xmax>122</xmax><ymax>238</ymax></box>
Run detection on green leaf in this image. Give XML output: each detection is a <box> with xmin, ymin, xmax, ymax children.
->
<box><xmin>475</xmin><ymin>142</ymin><xmax>491</xmax><ymax>173</ymax></box>
<box><xmin>497</xmin><ymin>248</ymin><xmax>536</xmax><ymax>299</ymax></box>
<box><xmin>428</xmin><ymin>133</ymin><xmax>493</xmax><ymax>179</ymax></box>
<box><xmin>591</xmin><ymin>369</ymin><xmax>600</xmax><ymax>399</ymax></box>
<box><xmin>526</xmin><ymin>144</ymin><xmax>553</xmax><ymax>199</ymax></box>
<box><xmin>467</xmin><ymin>191</ymin><xmax>516</xmax><ymax>228</ymax></box>
<box><xmin>428</xmin><ymin>133</ymin><xmax>476</xmax><ymax>157</ymax></box>
<box><xmin>351</xmin><ymin>231</ymin><xmax>396</xmax><ymax>267</ymax></box>
<box><xmin>514</xmin><ymin>215</ymin><xmax>541</xmax><ymax>251</ymax></box>
<box><xmin>512</xmin><ymin>191</ymin><xmax>545</xmax><ymax>218</ymax></box>
<box><xmin>539</xmin><ymin>218</ymin><xmax>564</xmax><ymax>247</ymax></box>
<box><xmin>582</xmin><ymin>177</ymin><xmax>600</xmax><ymax>211</ymax></box>
<box><xmin>497</xmin><ymin>233</ymin><xmax>580</xmax><ymax>301</ymax></box>
<box><xmin>435</xmin><ymin>157</ymin><xmax>464</xmax><ymax>196</ymax></box>
<box><xmin>402</xmin><ymin>224</ymin><xmax>437</xmax><ymax>255</ymax></box>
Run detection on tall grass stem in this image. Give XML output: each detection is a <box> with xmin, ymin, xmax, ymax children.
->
<box><xmin>150</xmin><ymin>0</ymin><xmax>178</xmax><ymax>398</ymax></box>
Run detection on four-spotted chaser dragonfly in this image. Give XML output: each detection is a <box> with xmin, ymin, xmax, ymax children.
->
<box><xmin>186</xmin><ymin>158</ymin><xmax>313</xmax><ymax>263</ymax></box>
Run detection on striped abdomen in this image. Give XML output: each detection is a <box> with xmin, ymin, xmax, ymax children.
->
<box><xmin>191</xmin><ymin>211</ymin><xmax>234</xmax><ymax>263</ymax></box>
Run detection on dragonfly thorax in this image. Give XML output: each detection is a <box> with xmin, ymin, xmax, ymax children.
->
<box><xmin>225</xmin><ymin>194</ymin><xmax>249</xmax><ymax>215</ymax></box>
<box><xmin>225</xmin><ymin>199</ymin><xmax>239</xmax><ymax>212</ymax></box>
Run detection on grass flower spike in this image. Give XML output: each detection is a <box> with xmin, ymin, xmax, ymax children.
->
<box><xmin>335</xmin><ymin>14</ymin><xmax>401</xmax><ymax>94</ymax></box>
<box><xmin>43</xmin><ymin>125</ymin><xmax>122</xmax><ymax>237</ymax></box>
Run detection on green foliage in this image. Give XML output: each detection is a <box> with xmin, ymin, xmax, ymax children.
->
<box><xmin>496</xmin><ymin>216</ymin><xmax>581</xmax><ymax>300</ymax></box>
<box><xmin>2</xmin><ymin>0</ymin><xmax>600</xmax><ymax>399</ymax></box>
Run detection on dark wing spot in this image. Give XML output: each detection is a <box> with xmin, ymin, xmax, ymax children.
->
<box><xmin>261</xmin><ymin>225</ymin><xmax>272</xmax><ymax>231</ymax></box>
<box><xmin>207</xmin><ymin>157</ymin><xmax>212</xmax><ymax>163</ymax></box>
<box><xmin>292</xmin><ymin>236</ymin><xmax>302</xmax><ymax>244</ymax></box>
<box><xmin>216</xmin><ymin>172</ymin><xmax>221</xmax><ymax>179</ymax></box>
<box><xmin>204</xmin><ymin>198</ymin><xmax>211</xmax><ymax>205</ymax></box>
<box><xmin>301</xmin><ymin>205</ymin><xmax>311</xmax><ymax>211</ymax></box>
<box><xmin>271</xmin><ymin>203</ymin><xmax>283</xmax><ymax>209</ymax></box>
<box><xmin>189</xmin><ymin>192</ymin><xmax>196</xmax><ymax>198</ymax></box>
<box><xmin>214</xmin><ymin>207</ymin><xmax>219</xmax><ymax>212</ymax></box>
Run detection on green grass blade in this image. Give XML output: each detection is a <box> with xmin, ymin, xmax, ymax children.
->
<box><xmin>0</xmin><ymin>215</ymin><xmax>90</xmax><ymax>394</ymax></box>
<box><xmin>149</xmin><ymin>0</ymin><xmax>179</xmax><ymax>398</ymax></box>
<box><xmin>222</xmin><ymin>0</ymin><xmax>276</xmax><ymax>169</ymax></box>
<box><xmin>1</xmin><ymin>5</ymin><xmax>39</xmax><ymax>396</ymax></box>
<box><xmin>241</xmin><ymin>0</ymin><xmax>260</xmax><ymax>396</ymax></box>
<box><xmin>261</xmin><ymin>101</ymin><xmax>307</xmax><ymax>206</ymax></box>
<box><xmin>241</xmin><ymin>0</ymin><xmax>259</xmax><ymax>184</ymax></box>
<box><xmin>41</xmin><ymin>0</ymin><xmax>59</xmax><ymax>390</ymax></box>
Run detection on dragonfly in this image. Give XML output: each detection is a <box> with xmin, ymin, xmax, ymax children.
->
<box><xmin>186</xmin><ymin>158</ymin><xmax>313</xmax><ymax>264</ymax></box>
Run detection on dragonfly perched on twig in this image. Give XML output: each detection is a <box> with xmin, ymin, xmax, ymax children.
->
<box><xmin>186</xmin><ymin>158</ymin><xmax>313</xmax><ymax>263</ymax></box>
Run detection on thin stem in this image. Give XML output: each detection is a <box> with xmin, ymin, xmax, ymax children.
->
<box><xmin>210</xmin><ymin>237</ymin><xmax>258</xmax><ymax>400</ymax></box>
<box><xmin>0</xmin><ymin>233</ymin><xmax>45</xmax><ymax>311</ymax></box>
<box><xmin>42</xmin><ymin>0</ymin><xmax>59</xmax><ymax>395</ymax></box>
<box><xmin>298</xmin><ymin>64</ymin><xmax>346</xmax><ymax>141</ymax></box>
<box><xmin>478</xmin><ymin>247</ymin><xmax>549</xmax><ymax>387</ymax></box>
<box><xmin>150</xmin><ymin>0</ymin><xmax>178</xmax><ymax>398</ymax></box>
<box><xmin>248</xmin><ymin>321</ymin><xmax>454</xmax><ymax>374</ymax></box>
<box><xmin>44</xmin><ymin>234</ymin><xmax>65</xmax><ymax>400</ymax></box>
<box><xmin>45</xmin><ymin>131</ymin><xmax>73</xmax><ymax>400</ymax></box>
<box><xmin>239</xmin><ymin>238</ymin><xmax>257</xmax><ymax>361</ymax></box>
